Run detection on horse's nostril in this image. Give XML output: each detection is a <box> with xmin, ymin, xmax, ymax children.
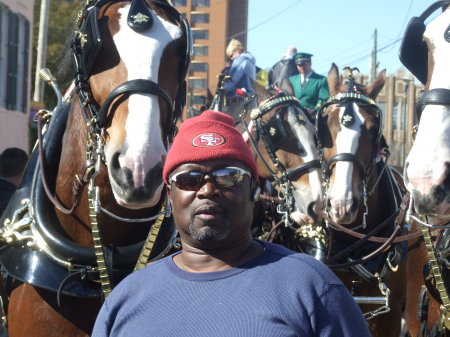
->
<box><xmin>444</xmin><ymin>162</ymin><xmax>450</xmax><ymax>193</ymax></box>
<box><xmin>403</xmin><ymin>161</ymin><xmax>410</xmax><ymax>186</ymax></box>
<box><xmin>111</xmin><ymin>152</ymin><xmax>120</xmax><ymax>169</ymax></box>
<box><xmin>307</xmin><ymin>202</ymin><xmax>316</xmax><ymax>216</ymax></box>
<box><xmin>350</xmin><ymin>197</ymin><xmax>359</xmax><ymax>213</ymax></box>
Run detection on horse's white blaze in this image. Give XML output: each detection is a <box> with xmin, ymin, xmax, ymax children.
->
<box><xmin>405</xmin><ymin>106</ymin><xmax>450</xmax><ymax>193</ymax></box>
<box><xmin>404</xmin><ymin>8</ymin><xmax>450</xmax><ymax>203</ymax></box>
<box><xmin>329</xmin><ymin>103</ymin><xmax>363</xmax><ymax>218</ymax></box>
<box><xmin>109</xmin><ymin>5</ymin><xmax>181</xmax><ymax>201</ymax></box>
<box><xmin>287</xmin><ymin>111</ymin><xmax>323</xmax><ymax>224</ymax></box>
<box><xmin>426</xmin><ymin>9</ymin><xmax>450</xmax><ymax>90</ymax></box>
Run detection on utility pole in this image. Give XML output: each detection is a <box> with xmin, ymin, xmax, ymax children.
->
<box><xmin>370</xmin><ymin>29</ymin><xmax>377</xmax><ymax>82</ymax></box>
<box><xmin>33</xmin><ymin>0</ymin><xmax>50</xmax><ymax>103</ymax></box>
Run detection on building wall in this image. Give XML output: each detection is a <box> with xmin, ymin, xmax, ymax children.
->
<box><xmin>0</xmin><ymin>0</ymin><xmax>33</xmax><ymax>153</ymax></box>
<box><xmin>173</xmin><ymin>0</ymin><xmax>248</xmax><ymax>118</ymax></box>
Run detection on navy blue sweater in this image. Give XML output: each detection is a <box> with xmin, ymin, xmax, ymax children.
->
<box><xmin>92</xmin><ymin>241</ymin><xmax>370</xmax><ymax>337</ymax></box>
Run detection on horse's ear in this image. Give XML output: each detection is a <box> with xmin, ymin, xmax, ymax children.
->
<box><xmin>327</xmin><ymin>63</ymin><xmax>340</xmax><ymax>96</ymax></box>
<box><xmin>279</xmin><ymin>78</ymin><xmax>294</xmax><ymax>96</ymax></box>
<box><xmin>365</xmin><ymin>69</ymin><xmax>386</xmax><ymax>99</ymax></box>
<box><xmin>251</xmin><ymin>80</ymin><xmax>271</xmax><ymax>101</ymax></box>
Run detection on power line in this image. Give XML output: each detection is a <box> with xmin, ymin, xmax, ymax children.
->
<box><xmin>316</xmin><ymin>37</ymin><xmax>402</xmax><ymax>76</ymax></box>
<box><xmin>209</xmin><ymin>0</ymin><xmax>303</xmax><ymax>45</ymax></box>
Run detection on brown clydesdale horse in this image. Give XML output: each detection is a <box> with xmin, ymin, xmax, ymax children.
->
<box><xmin>315</xmin><ymin>63</ymin><xmax>411</xmax><ymax>337</ymax></box>
<box><xmin>214</xmin><ymin>78</ymin><xmax>326</xmax><ymax>258</ymax></box>
<box><xmin>0</xmin><ymin>0</ymin><xmax>191</xmax><ymax>336</ymax></box>
<box><xmin>399</xmin><ymin>1</ymin><xmax>450</xmax><ymax>336</ymax></box>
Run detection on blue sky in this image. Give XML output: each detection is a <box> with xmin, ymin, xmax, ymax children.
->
<box><xmin>247</xmin><ymin>0</ymin><xmax>435</xmax><ymax>76</ymax></box>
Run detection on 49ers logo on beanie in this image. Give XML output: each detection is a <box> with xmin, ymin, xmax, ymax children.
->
<box><xmin>192</xmin><ymin>133</ymin><xmax>225</xmax><ymax>147</ymax></box>
<box><xmin>163</xmin><ymin>110</ymin><xmax>258</xmax><ymax>184</ymax></box>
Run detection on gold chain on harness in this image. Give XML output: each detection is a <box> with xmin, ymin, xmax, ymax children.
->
<box><xmin>421</xmin><ymin>219</ymin><xmax>450</xmax><ymax>330</ymax></box>
<box><xmin>134</xmin><ymin>202</ymin><xmax>167</xmax><ymax>271</ymax></box>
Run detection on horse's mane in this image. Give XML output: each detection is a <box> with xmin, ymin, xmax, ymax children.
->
<box><xmin>55</xmin><ymin>31</ymin><xmax>77</xmax><ymax>91</ymax></box>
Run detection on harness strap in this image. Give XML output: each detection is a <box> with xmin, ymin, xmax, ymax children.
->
<box><xmin>97</xmin><ymin>79</ymin><xmax>174</xmax><ymax>128</ymax></box>
<box><xmin>325</xmin><ymin>153</ymin><xmax>366</xmax><ymax>181</ymax></box>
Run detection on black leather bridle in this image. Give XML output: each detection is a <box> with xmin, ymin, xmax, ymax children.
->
<box><xmin>239</xmin><ymin>91</ymin><xmax>321</xmax><ymax>223</ymax></box>
<box><xmin>244</xmin><ymin>92</ymin><xmax>321</xmax><ymax>187</ymax></box>
<box><xmin>316</xmin><ymin>79</ymin><xmax>383</xmax><ymax>187</ymax></box>
<box><xmin>71</xmin><ymin>0</ymin><xmax>193</xmax><ymax>141</ymax></box>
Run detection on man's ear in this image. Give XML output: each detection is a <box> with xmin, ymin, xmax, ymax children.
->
<box><xmin>250</xmin><ymin>180</ymin><xmax>261</xmax><ymax>202</ymax></box>
<box><xmin>166</xmin><ymin>184</ymin><xmax>172</xmax><ymax>201</ymax></box>
<box><xmin>251</xmin><ymin>187</ymin><xmax>261</xmax><ymax>202</ymax></box>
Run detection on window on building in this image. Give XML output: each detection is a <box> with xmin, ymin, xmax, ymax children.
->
<box><xmin>192</xmin><ymin>0</ymin><xmax>210</xmax><ymax>6</ymax></box>
<box><xmin>1</xmin><ymin>10</ymin><xmax>30</xmax><ymax>112</ymax></box>
<box><xmin>189</xmin><ymin>78</ymin><xmax>207</xmax><ymax>89</ymax></box>
<box><xmin>0</xmin><ymin>5</ymin><xmax>3</xmax><ymax>107</ymax></box>
<box><xmin>393</xmin><ymin>103</ymin><xmax>399</xmax><ymax>130</ymax></box>
<box><xmin>191</xmin><ymin>13</ymin><xmax>209</xmax><ymax>23</ymax></box>
<box><xmin>193</xmin><ymin>45</ymin><xmax>208</xmax><ymax>56</ymax></box>
<box><xmin>21</xmin><ymin>19</ymin><xmax>30</xmax><ymax>113</ymax></box>
<box><xmin>190</xmin><ymin>62</ymin><xmax>207</xmax><ymax>72</ymax></box>
<box><xmin>6</xmin><ymin>11</ymin><xmax>19</xmax><ymax>110</ymax></box>
<box><xmin>378</xmin><ymin>102</ymin><xmax>386</xmax><ymax>131</ymax></box>
<box><xmin>190</xmin><ymin>95</ymin><xmax>206</xmax><ymax>105</ymax></box>
<box><xmin>192</xmin><ymin>29</ymin><xmax>208</xmax><ymax>40</ymax></box>
<box><xmin>172</xmin><ymin>0</ymin><xmax>187</xmax><ymax>6</ymax></box>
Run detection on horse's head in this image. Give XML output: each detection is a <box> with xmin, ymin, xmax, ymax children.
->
<box><xmin>400</xmin><ymin>3</ymin><xmax>450</xmax><ymax>217</ymax></box>
<box><xmin>317</xmin><ymin>63</ymin><xmax>385</xmax><ymax>224</ymax></box>
<box><xmin>246</xmin><ymin>83</ymin><xmax>323</xmax><ymax>226</ymax></box>
<box><xmin>73</xmin><ymin>0</ymin><xmax>191</xmax><ymax>209</ymax></box>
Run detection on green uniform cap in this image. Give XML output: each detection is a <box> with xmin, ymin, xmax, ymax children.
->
<box><xmin>294</xmin><ymin>52</ymin><xmax>313</xmax><ymax>64</ymax></box>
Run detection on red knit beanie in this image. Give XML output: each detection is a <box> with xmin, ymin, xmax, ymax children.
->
<box><xmin>163</xmin><ymin>110</ymin><xmax>258</xmax><ymax>183</ymax></box>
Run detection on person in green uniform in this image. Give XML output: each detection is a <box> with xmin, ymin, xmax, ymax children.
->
<box><xmin>288</xmin><ymin>52</ymin><xmax>329</xmax><ymax>117</ymax></box>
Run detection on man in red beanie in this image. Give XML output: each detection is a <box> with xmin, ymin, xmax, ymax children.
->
<box><xmin>92</xmin><ymin>110</ymin><xmax>370</xmax><ymax>337</ymax></box>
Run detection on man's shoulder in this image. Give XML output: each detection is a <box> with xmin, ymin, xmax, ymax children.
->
<box><xmin>310</xmin><ymin>71</ymin><xmax>326</xmax><ymax>80</ymax></box>
<box><xmin>263</xmin><ymin>241</ymin><xmax>328</xmax><ymax>270</ymax></box>
<box><xmin>288</xmin><ymin>73</ymin><xmax>300</xmax><ymax>83</ymax></box>
<box><xmin>259</xmin><ymin>241</ymin><xmax>344</xmax><ymax>288</ymax></box>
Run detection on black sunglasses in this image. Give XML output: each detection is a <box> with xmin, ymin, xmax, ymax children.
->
<box><xmin>297</xmin><ymin>61</ymin><xmax>308</xmax><ymax>67</ymax></box>
<box><xmin>169</xmin><ymin>166</ymin><xmax>251</xmax><ymax>191</ymax></box>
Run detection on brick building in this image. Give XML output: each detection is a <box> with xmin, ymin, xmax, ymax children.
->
<box><xmin>172</xmin><ymin>0</ymin><xmax>249</xmax><ymax>117</ymax></box>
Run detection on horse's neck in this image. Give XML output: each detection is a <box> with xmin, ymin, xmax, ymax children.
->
<box><xmin>54</xmin><ymin>102</ymin><xmax>93</xmax><ymax>245</ymax></box>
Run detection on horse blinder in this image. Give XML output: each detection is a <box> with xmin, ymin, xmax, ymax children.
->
<box><xmin>74</xmin><ymin>6</ymin><xmax>102</xmax><ymax>79</ymax></box>
<box><xmin>399</xmin><ymin>1</ymin><xmax>450</xmax><ymax>85</ymax></box>
<box><xmin>399</xmin><ymin>16</ymin><xmax>428</xmax><ymax>85</ymax></box>
<box><xmin>261</xmin><ymin>112</ymin><xmax>289</xmax><ymax>152</ymax></box>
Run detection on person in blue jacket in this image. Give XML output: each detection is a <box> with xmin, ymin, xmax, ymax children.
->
<box><xmin>92</xmin><ymin>110</ymin><xmax>371</xmax><ymax>337</ymax></box>
<box><xmin>223</xmin><ymin>38</ymin><xmax>256</xmax><ymax>99</ymax></box>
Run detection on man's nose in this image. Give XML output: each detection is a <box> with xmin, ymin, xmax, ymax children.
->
<box><xmin>197</xmin><ymin>179</ymin><xmax>221</xmax><ymax>197</ymax></box>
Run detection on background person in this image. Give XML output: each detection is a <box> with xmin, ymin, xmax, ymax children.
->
<box><xmin>0</xmin><ymin>147</ymin><xmax>28</xmax><ymax>216</ymax></box>
<box><xmin>92</xmin><ymin>110</ymin><xmax>371</xmax><ymax>337</ymax></box>
<box><xmin>267</xmin><ymin>45</ymin><xmax>299</xmax><ymax>88</ymax></box>
<box><xmin>288</xmin><ymin>52</ymin><xmax>329</xmax><ymax>117</ymax></box>
<box><xmin>223</xmin><ymin>38</ymin><xmax>256</xmax><ymax>99</ymax></box>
